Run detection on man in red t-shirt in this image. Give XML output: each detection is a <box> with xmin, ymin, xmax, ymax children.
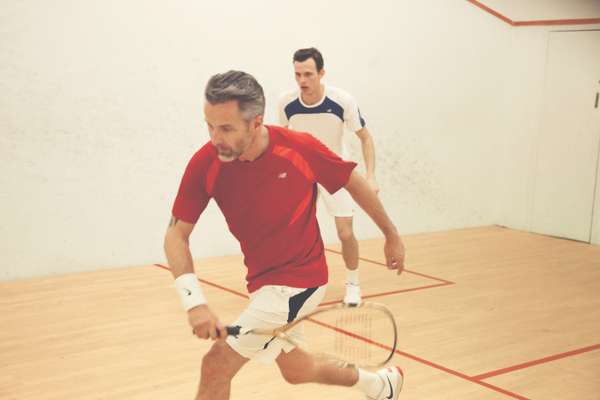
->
<box><xmin>164</xmin><ymin>70</ymin><xmax>405</xmax><ymax>400</ymax></box>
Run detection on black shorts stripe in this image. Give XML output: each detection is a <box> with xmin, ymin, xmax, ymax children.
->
<box><xmin>263</xmin><ymin>286</ymin><xmax>320</xmax><ymax>350</ymax></box>
<box><xmin>287</xmin><ymin>287</ymin><xmax>318</xmax><ymax>323</ymax></box>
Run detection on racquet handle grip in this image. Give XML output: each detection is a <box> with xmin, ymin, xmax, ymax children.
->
<box><xmin>192</xmin><ymin>325</ymin><xmax>243</xmax><ymax>338</ymax></box>
<box><xmin>225</xmin><ymin>325</ymin><xmax>241</xmax><ymax>336</ymax></box>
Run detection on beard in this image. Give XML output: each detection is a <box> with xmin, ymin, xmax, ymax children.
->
<box><xmin>215</xmin><ymin>132</ymin><xmax>253</xmax><ymax>162</ymax></box>
<box><xmin>215</xmin><ymin>145</ymin><xmax>240</xmax><ymax>162</ymax></box>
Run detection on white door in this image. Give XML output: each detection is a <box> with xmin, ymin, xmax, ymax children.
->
<box><xmin>531</xmin><ymin>30</ymin><xmax>600</xmax><ymax>243</ymax></box>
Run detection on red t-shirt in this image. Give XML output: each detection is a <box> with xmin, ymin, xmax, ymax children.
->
<box><xmin>172</xmin><ymin>125</ymin><xmax>357</xmax><ymax>293</ymax></box>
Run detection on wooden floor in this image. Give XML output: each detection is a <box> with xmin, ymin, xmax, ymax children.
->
<box><xmin>1</xmin><ymin>226</ymin><xmax>599</xmax><ymax>399</ymax></box>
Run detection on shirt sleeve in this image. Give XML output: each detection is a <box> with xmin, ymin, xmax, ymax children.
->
<box><xmin>297</xmin><ymin>133</ymin><xmax>357</xmax><ymax>194</ymax></box>
<box><xmin>343</xmin><ymin>94</ymin><xmax>366</xmax><ymax>132</ymax></box>
<box><xmin>171</xmin><ymin>145</ymin><xmax>214</xmax><ymax>224</ymax></box>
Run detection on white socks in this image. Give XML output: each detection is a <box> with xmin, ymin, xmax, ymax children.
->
<box><xmin>346</xmin><ymin>269</ymin><xmax>360</xmax><ymax>285</ymax></box>
<box><xmin>354</xmin><ymin>368</ymin><xmax>383</xmax><ymax>398</ymax></box>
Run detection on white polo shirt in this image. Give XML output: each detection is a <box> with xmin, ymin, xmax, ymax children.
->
<box><xmin>278</xmin><ymin>85</ymin><xmax>366</xmax><ymax>156</ymax></box>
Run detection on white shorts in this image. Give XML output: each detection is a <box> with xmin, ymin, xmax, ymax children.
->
<box><xmin>226</xmin><ymin>285</ymin><xmax>327</xmax><ymax>364</ymax></box>
<box><xmin>318</xmin><ymin>184</ymin><xmax>355</xmax><ymax>218</ymax></box>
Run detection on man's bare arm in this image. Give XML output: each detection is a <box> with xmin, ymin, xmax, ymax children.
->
<box><xmin>344</xmin><ymin>170</ymin><xmax>404</xmax><ymax>272</ymax></box>
<box><xmin>164</xmin><ymin>216</ymin><xmax>196</xmax><ymax>279</ymax></box>
<box><xmin>355</xmin><ymin>127</ymin><xmax>379</xmax><ymax>193</ymax></box>
<box><xmin>164</xmin><ymin>216</ymin><xmax>225</xmax><ymax>340</ymax></box>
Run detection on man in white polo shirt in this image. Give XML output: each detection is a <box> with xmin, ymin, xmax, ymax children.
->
<box><xmin>279</xmin><ymin>47</ymin><xmax>379</xmax><ymax>305</ymax></box>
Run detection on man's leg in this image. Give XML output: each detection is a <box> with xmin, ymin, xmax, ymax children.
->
<box><xmin>275</xmin><ymin>347</ymin><xmax>404</xmax><ymax>399</ymax></box>
<box><xmin>335</xmin><ymin>216</ymin><xmax>362</xmax><ymax>305</ymax></box>
<box><xmin>321</xmin><ymin>185</ymin><xmax>362</xmax><ymax>305</ymax></box>
<box><xmin>276</xmin><ymin>346</ymin><xmax>358</xmax><ymax>386</ymax></box>
<box><xmin>197</xmin><ymin>340</ymin><xmax>248</xmax><ymax>400</ymax></box>
<box><xmin>335</xmin><ymin>216</ymin><xmax>359</xmax><ymax>271</ymax></box>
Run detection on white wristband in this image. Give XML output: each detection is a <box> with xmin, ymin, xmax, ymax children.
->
<box><xmin>175</xmin><ymin>273</ymin><xmax>207</xmax><ymax>311</ymax></box>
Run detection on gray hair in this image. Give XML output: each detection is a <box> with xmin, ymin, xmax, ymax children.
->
<box><xmin>204</xmin><ymin>70</ymin><xmax>265</xmax><ymax>121</ymax></box>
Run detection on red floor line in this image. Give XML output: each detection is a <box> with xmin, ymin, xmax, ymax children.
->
<box><xmin>153</xmin><ymin>263</ymin><xmax>170</xmax><ymax>271</ymax></box>
<box><xmin>153</xmin><ymin>263</ymin><xmax>526</xmax><ymax>399</ymax></box>
<box><xmin>319</xmin><ymin>282</ymin><xmax>453</xmax><ymax>306</ymax></box>
<box><xmin>472</xmin><ymin>380</ymin><xmax>531</xmax><ymax>400</ymax></box>
<box><xmin>324</xmin><ymin>248</ymin><xmax>454</xmax><ymax>284</ymax></box>
<box><xmin>153</xmin><ymin>264</ymin><xmax>249</xmax><ymax>299</ymax></box>
<box><xmin>395</xmin><ymin>350</ymin><xmax>530</xmax><ymax>400</ymax></box>
<box><xmin>471</xmin><ymin>343</ymin><xmax>600</xmax><ymax>380</ymax></box>
<box><xmin>405</xmin><ymin>269</ymin><xmax>454</xmax><ymax>284</ymax></box>
<box><xmin>198</xmin><ymin>278</ymin><xmax>249</xmax><ymax>299</ymax></box>
<box><xmin>154</xmin><ymin>263</ymin><xmax>452</xmax><ymax>306</ymax></box>
<box><xmin>362</xmin><ymin>282</ymin><xmax>453</xmax><ymax>298</ymax></box>
<box><xmin>309</xmin><ymin>317</ymin><xmax>529</xmax><ymax>400</ymax></box>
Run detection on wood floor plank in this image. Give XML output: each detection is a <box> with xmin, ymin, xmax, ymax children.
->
<box><xmin>1</xmin><ymin>226</ymin><xmax>599</xmax><ymax>399</ymax></box>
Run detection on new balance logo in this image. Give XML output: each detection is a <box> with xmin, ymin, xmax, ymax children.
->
<box><xmin>278</xmin><ymin>172</ymin><xmax>287</xmax><ymax>179</ymax></box>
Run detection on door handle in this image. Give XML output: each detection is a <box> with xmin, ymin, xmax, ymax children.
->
<box><xmin>596</xmin><ymin>92</ymin><xmax>599</xmax><ymax>109</ymax></box>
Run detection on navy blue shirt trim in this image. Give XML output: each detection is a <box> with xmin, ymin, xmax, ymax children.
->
<box><xmin>285</xmin><ymin>97</ymin><xmax>345</xmax><ymax>123</ymax></box>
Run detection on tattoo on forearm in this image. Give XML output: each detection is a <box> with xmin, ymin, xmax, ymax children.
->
<box><xmin>168</xmin><ymin>216</ymin><xmax>179</xmax><ymax>227</ymax></box>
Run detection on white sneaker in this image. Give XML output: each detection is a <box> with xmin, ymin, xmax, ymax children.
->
<box><xmin>343</xmin><ymin>282</ymin><xmax>362</xmax><ymax>305</ymax></box>
<box><xmin>370</xmin><ymin>366</ymin><xmax>404</xmax><ymax>400</ymax></box>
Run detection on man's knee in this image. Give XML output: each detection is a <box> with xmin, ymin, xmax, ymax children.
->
<box><xmin>201</xmin><ymin>341</ymin><xmax>239</xmax><ymax>380</ymax></box>
<box><xmin>279</xmin><ymin>363</ymin><xmax>314</xmax><ymax>385</ymax></box>
<box><xmin>277</xmin><ymin>349</ymin><xmax>316</xmax><ymax>385</ymax></box>
<box><xmin>337</xmin><ymin>225</ymin><xmax>355</xmax><ymax>242</ymax></box>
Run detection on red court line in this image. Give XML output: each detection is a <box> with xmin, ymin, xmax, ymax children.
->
<box><xmin>325</xmin><ymin>248</ymin><xmax>455</xmax><ymax>285</ymax></box>
<box><xmin>154</xmin><ymin>264</ymin><xmax>249</xmax><ymax>299</ymax></box>
<box><xmin>156</xmin><ymin>262</ymin><xmax>592</xmax><ymax>394</ymax></box>
<box><xmin>396</xmin><ymin>350</ymin><xmax>530</xmax><ymax>400</ymax></box>
<box><xmin>319</xmin><ymin>282</ymin><xmax>453</xmax><ymax>306</ymax></box>
<box><xmin>467</xmin><ymin>0</ymin><xmax>600</xmax><ymax>27</ymax></box>
<box><xmin>155</xmin><ymin>263</ymin><xmax>450</xmax><ymax>305</ymax></box>
<box><xmin>471</xmin><ymin>343</ymin><xmax>600</xmax><ymax>380</ymax></box>
<box><xmin>153</xmin><ymin>263</ymin><xmax>527</xmax><ymax>399</ymax></box>
<box><xmin>309</xmin><ymin>317</ymin><xmax>529</xmax><ymax>400</ymax></box>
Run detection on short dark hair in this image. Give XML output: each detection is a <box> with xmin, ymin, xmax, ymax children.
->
<box><xmin>204</xmin><ymin>70</ymin><xmax>265</xmax><ymax>121</ymax></box>
<box><xmin>293</xmin><ymin>47</ymin><xmax>324</xmax><ymax>72</ymax></box>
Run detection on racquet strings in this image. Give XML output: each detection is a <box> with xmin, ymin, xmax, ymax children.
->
<box><xmin>303</xmin><ymin>305</ymin><xmax>396</xmax><ymax>367</ymax></box>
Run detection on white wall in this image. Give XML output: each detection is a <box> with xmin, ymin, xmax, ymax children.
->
<box><xmin>495</xmin><ymin>25</ymin><xmax>600</xmax><ymax>237</ymax></box>
<box><xmin>3</xmin><ymin>0</ymin><xmax>584</xmax><ymax>280</ymax></box>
